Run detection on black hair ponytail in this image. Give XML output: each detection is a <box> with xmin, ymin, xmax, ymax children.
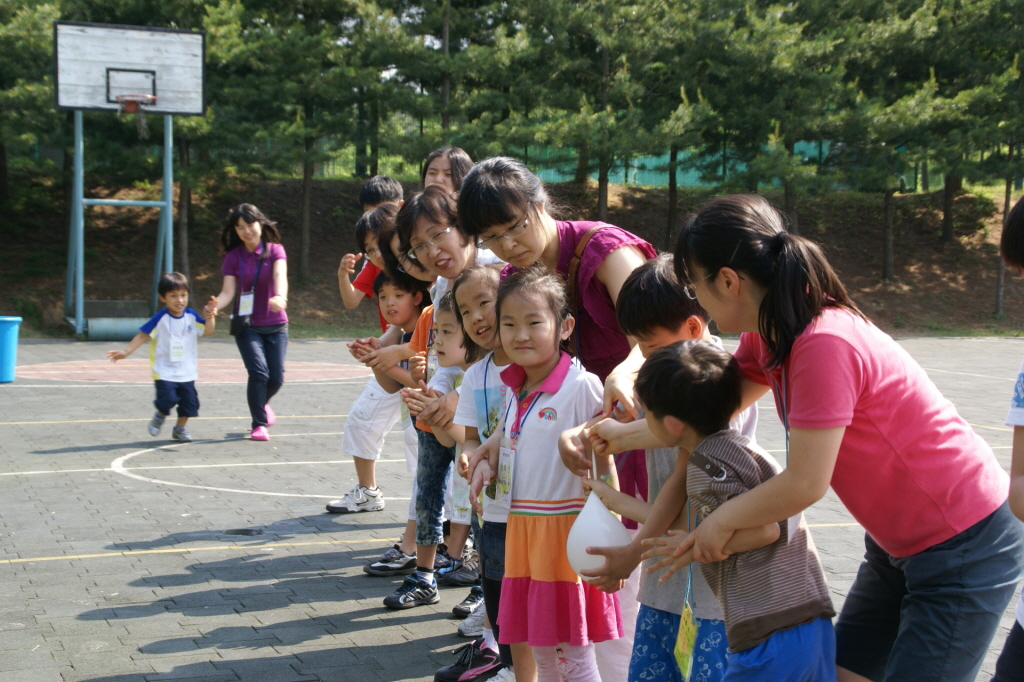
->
<box><xmin>675</xmin><ymin>194</ymin><xmax>863</xmax><ymax>369</ymax></box>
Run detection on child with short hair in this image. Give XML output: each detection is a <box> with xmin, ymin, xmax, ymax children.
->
<box><xmin>581</xmin><ymin>254</ymin><xmax>757</xmax><ymax>682</ymax></box>
<box><xmin>106</xmin><ymin>272</ymin><xmax>217</xmax><ymax>442</ymax></box>
<box><xmin>472</xmin><ymin>266</ymin><xmax>621</xmax><ymax>682</ymax></box>
<box><xmin>992</xmin><ymin>194</ymin><xmax>1024</xmax><ymax>681</ymax></box>
<box><xmin>636</xmin><ymin>340</ymin><xmax>835</xmax><ymax>682</ymax></box>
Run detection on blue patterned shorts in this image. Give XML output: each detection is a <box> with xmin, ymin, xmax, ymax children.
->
<box><xmin>629</xmin><ymin>604</ymin><xmax>728</xmax><ymax>682</ymax></box>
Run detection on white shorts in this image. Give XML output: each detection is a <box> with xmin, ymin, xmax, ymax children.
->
<box><xmin>444</xmin><ymin>463</ymin><xmax>472</xmax><ymax>526</ymax></box>
<box><xmin>342</xmin><ymin>377</ymin><xmax>403</xmax><ymax>460</ymax></box>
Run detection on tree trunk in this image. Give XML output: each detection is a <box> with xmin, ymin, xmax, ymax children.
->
<box><xmin>942</xmin><ymin>173</ymin><xmax>961</xmax><ymax>242</ymax></box>
<box><xmin>574</xmin><ymin>146</ymin><xmax>590</xmax><ymax>184</ymax></box>
<box><xmin>997</xmin><ymin>138</ymin><xmax>1015</xmax><ymax>317</ymax></box>
<box><xmin>665</xmin><ymin>145</ymin><xmax>678</xmax><ymax>250</ymax></box>
<box><xmin>0</xmin><ymin>141</ymin><xmax>9</xmax><ymax>205</ymax></box>
<box><xmin>783</xmin><ymin>141</ymin><xmax>799</xmax><ymax>236</ymax></box>
<box><xmin>370</xmin><ymin>98</ymin><xmax>380</xmax><ymax>177</ymax></box>
<box><xmin>441</xmin><ymin>0</ymin><xmax>450</xmax><ymax>135</ymax></box>
<box><xmin>883</xmin><ymin>188</ymin><xmax>895</xmax><ymax>281</ymax></box>
<box><xmin>301</xmin><ymin>138</ymin><xmax>313</xmax><ymax>282</ymax></box>
<box><xmin>176</xmin><ymin>139</ymin><xmax>191</xmax><ymax>280</ymax></box>
<box><xmin>597</xmin><ymin>155</ymin><xmax>609</xmax><ymax>221</ymax></box>
<box><xmin>355</xmin><ymin>93</ymin><xmax>368</xmax><ymax>177</ymax></box>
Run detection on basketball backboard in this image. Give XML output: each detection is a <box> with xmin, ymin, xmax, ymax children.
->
<box><xmin>54</xmin><ymin>21</ymin><xmax>205</xmax><ymax>116</ymax></box>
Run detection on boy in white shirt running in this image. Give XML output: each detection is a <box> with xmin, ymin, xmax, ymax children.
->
<box><xmin>107</xmin><ymin>272</ymin><xmax>217</xmax><ymax>442</ymax></box>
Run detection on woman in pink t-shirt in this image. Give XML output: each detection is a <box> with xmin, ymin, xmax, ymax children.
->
<box><xmin>672</xmin><ymin>194</ymin><xmax>1023</xmax><ymax>682</ymax></box>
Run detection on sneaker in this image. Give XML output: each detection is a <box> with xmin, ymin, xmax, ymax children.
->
<box><xmin>434</xmin><ymin>640</ymin><xmax>502</xmax><ymax>682</ymax></box>
<box><xmin>452</xmin><ymin>586</ymin><xmax>484</xmax><ymax>619</ymax></box>
<box><xmin>434</xmin><ymin>548</ymin><xmax>453</xmax><ymax>571</ymax></box>
<box><xmin>383</xmin><ymin>575</ymin><xmax>439</xmax><ymax>610</ymax></box>
<box><xmin>458</xmin><ymin>602</ymin><xmax>486</xmax><ymax>638</ymax></box>
<box><xmin>364</xmin><ymin>545</ymin><xmax>417</xmax><ymax>577</ymax></box>
<box><xmin>265</xmin><ymin>404</ymin><xmax>276</xmax><ymax>427</ymax></box>
<box><xmin>171</xmin><ymin>425</ymin><xmax>193</xmax><ymax>442</ymax></box>
<box><xmin>148</xmin><ymin>412</ymin><xmax>166</xmax><ymax>436</ymax></box>
<box><xmin>251</xmin><ymin>425</ymin><xmax>270</xmax><ymax>441</ymax></box>
<box><xmin>326</xmin><ymin>485</ymin><xmax>385</xmax><ymax>513</ymax></box>
<box><xmin>489</xmin><ymin>666</ymin><xmax>515</xmax><ymax>682</ymax></box>
<box><xmin>439</xmin><ymin>552</ymin><xmax>480</xmax><ymax>587</ymax></box>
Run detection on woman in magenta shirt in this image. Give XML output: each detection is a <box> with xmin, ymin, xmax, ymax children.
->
<box><xmin>673</xmin><ymin>194</ymin><xmax>1023</xmax><ymax>682</ymax></box>
<box><xmin>213</xmin><ymin>204</ymin><xmax>289</xmax><ymax>442</ymax></box>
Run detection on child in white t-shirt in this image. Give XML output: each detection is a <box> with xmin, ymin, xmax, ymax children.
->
<box><xmin>106</xmin><ymin>272</ymin><xmax>216</xmax><ymax>442</ymax></box>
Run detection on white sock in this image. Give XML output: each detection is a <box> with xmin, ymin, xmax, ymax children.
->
<box><xmin>481</xmin><ymin>626</ymin><xmax>498</xmax><ymax>652</ymax></box>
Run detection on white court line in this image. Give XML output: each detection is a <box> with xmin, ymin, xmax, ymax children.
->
<box><xmin>0</xmin><ymin>459</ymin><xmax>411</xmax><ymax>477</ymax></box>
<box><xmin>919</xmin><ymin>366</ymin><xmax>1014</xmax><ymax>382</ymax></box>
<box><xmin>5</xmin><ymin>378</ymin><xmax>370</xmax><ymax>388</ymax></box>
<box><xmin>109</xmin><ymin>433</ymin><xmax>413</xmax><ymax>499</ymax></box>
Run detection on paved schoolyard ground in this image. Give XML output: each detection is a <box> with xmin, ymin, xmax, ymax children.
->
<box><xmin>0</xmin><ymin>336</ymin><xmax>1021</xmax><ymax>682</ymax></box>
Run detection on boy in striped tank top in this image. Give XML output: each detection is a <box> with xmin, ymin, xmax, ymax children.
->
<box><xmin>637</xmin><ymin>340</ymin><xmax>835</xmax><ymax>682</ymax></box>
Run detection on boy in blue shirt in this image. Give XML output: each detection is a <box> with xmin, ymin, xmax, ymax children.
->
<box><xmin>107</xmin><ymin>272</ymin><xmax>217</xmax><ymax>442</ymax></box>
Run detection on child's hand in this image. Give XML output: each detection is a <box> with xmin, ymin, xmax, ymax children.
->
<box><xmin>409</xmin><ymin>352</ymin><xmax>427</xmax><ymax>383</ymax></box>
<box><xmin>456</xmin><ymin>451</ymin><xmax>470</xmax><ymax>479</ymax></box>
<box><xmin>338</xmin><ymin>253</ymin><xmax>363</xmax><ymax>277</ymax></box>
<box><xmin>558</xmin><ymin>424</ymin><xmax>593</xmax><ymax>477</ymax></box>
<box><xmin>400</xmin><ymin>385</ymin><xmax>432</xmax><ymax>417</ymax></box>
<box><xmin>419</xmin><ymin>390</ymin><xmax>456</xmax><ymax>430</ymax></box>
<box><xmin>641</xmin><ymin>530</ymin><xmax>696</xmax><ymax>582</ymax></box>
<box><xmin>602</xmin><ymin>371</ymin><xmax>640</xmax><ymax>421</ymax></box>
<box><xmin>364</xmin><ymin>345</ymin><xmax>405</xmax><ymax>371</ymax></box>
<box><xmin>106</xmin><ymin>349</ymin><xmax>128</xmax><ymax>362</ymax></box>
<box><xmin>203</xmin><ymin>296</ymin><xmax>219</xmax><ymax>318</ymax></box>
<box><xmin>590</xmin><ymin>417</ymin><xmax>630</xmax><ymax>456</ymax></box>
<box><xmin>470</xmin><ymin>460</ymin><xmax>493</xmax><ymax>514</ymax></box>
<box><xmin>582</xmin><ymin>477</ymin><xmax>615</xmax><ymax>505</ymax></box>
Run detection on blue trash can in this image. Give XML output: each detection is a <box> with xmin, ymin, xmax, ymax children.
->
<box><xmin>0</xmin><ymin>317</ymin><xmax>23</xmax><ymax>383</ymax></box>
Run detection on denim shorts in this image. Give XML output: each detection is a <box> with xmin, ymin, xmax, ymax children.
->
<box><xmin>481</xmin><ymin>521</ymin><xmax>507</xmax><ymax>581</ymax></box>
<box><xmin>835</xmin><ymin>500</ymin><xmax>1024</xmax><ymax>682</ymax></box>
<box><xmin>414</xmin><ymin>428</ymin><xmax>456</xmax><ymax>547</ymax></box>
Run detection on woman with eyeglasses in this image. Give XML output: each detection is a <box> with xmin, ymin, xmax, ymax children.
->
<box><xmin>456</xmin><ymin>156</ymin><xmax>656</xmax><ymax>682</ymax></box>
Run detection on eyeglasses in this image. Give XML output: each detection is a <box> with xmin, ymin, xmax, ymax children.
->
<box><xmin>408</xmin><ymin>226</ymin><xmax>454</xmax><ymax>260</ymax></box>
<box><xmin>682</xmin><ymin>270</ymin><xmax>716</xmax><ymax>300</ymax></box>
<box><xmin>477</xmin><ymin>218</ymin><xmax>528</xmax><ymax>250</ymax></box>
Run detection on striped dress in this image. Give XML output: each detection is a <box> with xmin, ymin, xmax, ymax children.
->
<box><xmin>496</xmin><ymin>352</ymin><xmax>623</xmax><ymax>647</ymax></box>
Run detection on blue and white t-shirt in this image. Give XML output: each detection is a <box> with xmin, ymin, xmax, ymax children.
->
<box><xmin>454</xmin><ymin>352</ymin><xmax>511</xmax><ymax>523</ymax></box>
<box><xmin>1007</xmin><ymin>356</ymin><xmax>1024</xmax><ymax>627</ymax></box>
<box><xmin>139</xmin><ymin>308</ymin><xmax>206</xmax><ymax>382</ymax></box>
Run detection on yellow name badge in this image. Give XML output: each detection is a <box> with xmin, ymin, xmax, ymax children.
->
<box><xmin>495</xmin><ymin>438</ymin><xmax>515</xmax><ymax>509</ymax></box>
<box><xmin>674</xmin><ymin>603</ymin><xmax>698</xmax><ymax>679</ymax></box>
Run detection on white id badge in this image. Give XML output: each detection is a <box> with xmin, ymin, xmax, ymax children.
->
<box><xmin>238</xmin><ymin>292</ymin><xmax>255</xmax><ymax>316</ymax></box>
<box><xmin>495</xmin><ymin>437</ymin><xmax>515</xmax><ymax>509</ymax></box>
<box><xmin>169</xmin><ymin>337</ymin><xmax>186</xmax><ymax>363</ymax></box>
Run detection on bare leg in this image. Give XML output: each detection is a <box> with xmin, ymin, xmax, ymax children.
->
<box><xmin>416</xmin><ymin>544</ymin><xmax>437</xmax><ymax>569</ymax></box>
<box><xmin>353</xmin><ymin>456</ymin><xmax>377</xmax><ymax>490</ymax></box>
<box><xmin>446</xmin><ymin>522</ymin><xmax>471</xmax><ymax>560</ymax></box>
<box><xmin>175</xmin><ymin>416</ymin><xmax>188</xmax><ymax>427</ymax></box>
<box><xmin>837</xmin><ymin>666</ymin><xmax>873</xmax><ymax>682</ymax></box>
<box><xmin>398</xmin><ymin>519</ymin><xmax>416</xmax><ymax>556</ymax></box>
<box><xmin>512</xmin><ymin>642</ymin><xmax>537</xmax><ymax>682</ymax></box>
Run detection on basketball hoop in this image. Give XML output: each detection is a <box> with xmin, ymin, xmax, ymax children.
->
<box><xmin>115</xmin><ymin>94</ymin><xmax>157</xmax><ymax>139</ymax></box>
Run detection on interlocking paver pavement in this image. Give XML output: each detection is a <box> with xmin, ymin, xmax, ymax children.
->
<box><xmin>1</xmin><ymin>336</ymin><xmax>1022</xmax><ymax>681</ymax></box>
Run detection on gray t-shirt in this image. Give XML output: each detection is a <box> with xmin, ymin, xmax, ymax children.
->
<box><xmin>638</xmin><ymin>446</ymin><xmax>725</xmax><ymax>620</ymax></box>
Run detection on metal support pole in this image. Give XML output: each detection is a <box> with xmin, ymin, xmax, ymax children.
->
<box><xmin>73</xmin><ymin>111</ymin><xmax>85</xmax><ymax>335</ymax></box>
<box><xmin>163</xmin><ymin>115</ymin><xmax>173</xmax><ymax>274</ymax></box>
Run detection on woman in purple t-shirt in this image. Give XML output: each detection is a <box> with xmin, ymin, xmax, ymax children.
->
<box><xmin>213</xmin><ymin>204</ymin><xmax>289</xmax><ymax>441</ymax></box>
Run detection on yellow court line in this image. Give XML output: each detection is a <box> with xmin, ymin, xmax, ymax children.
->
<box><xmin>0</xmin><ymin>537</ymin><xmax>398</xmax><ymax>565</ymax></box>
<box><xmin>0</xmin><ymin>414</ymin><xmax>348</xmax><ymax>426</ymax></box>
<box><xmin>970</xmin><ymin>423</ymin><xmax>1013</xmax><ymax>433</ymax></box>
